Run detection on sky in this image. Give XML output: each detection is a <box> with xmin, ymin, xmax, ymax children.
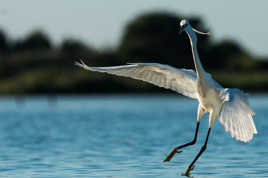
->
<box><xmin>0</xmin><ymin>0</ymin><xmax>268</xmax><ymax>57</ymax></box>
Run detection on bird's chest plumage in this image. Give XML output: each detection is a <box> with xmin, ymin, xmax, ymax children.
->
<box><xmin>197</xmin><ymin>80</ymin><xmax>220</xmax><ymax>113</ymax></box>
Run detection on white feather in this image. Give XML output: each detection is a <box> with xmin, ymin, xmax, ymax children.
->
<box><xmin>75</xmin><ymin>61</ymin><xmax>258</xmax><ymax>142</ymax></box>
<box><xmin>75</xmin><ymin>19</ymin><xmax>258</xmax><ymax>144</ymax></box>
<box><xmin>75</xmin><ymin>61</ymin><xmax>198</xmax><ymax>99</ymax></box>
<box><xmin>218</xmin><ymin>88</ymin><xmax>257</xmax><ymax>142</ymax></box>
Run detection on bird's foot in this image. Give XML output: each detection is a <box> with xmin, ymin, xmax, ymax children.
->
<box><xmin>163</xmin><ymin>146</ymin><xmax>182</xmax><ymax>162</ymax></box>
<box><xmin>182</xmin><ymin>165</ymin><xmax>195</xmax><ymax>177</ymax></box>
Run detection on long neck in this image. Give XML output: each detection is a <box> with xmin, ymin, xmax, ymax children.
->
<box><xmin>186</xmin><ymin>30</ymin><xmax>206</xmax><ymax>79</ymax></box>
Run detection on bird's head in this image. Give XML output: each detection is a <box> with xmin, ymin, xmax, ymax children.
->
<box><xmin>179</xmin><ymin>19</ymin><xmax>190</xmax><ymax>34</ymax></box>
<box><xmin>179</xmin><ymin>19</ymin><xmax>210</xmax><ymax>36</ymax></box>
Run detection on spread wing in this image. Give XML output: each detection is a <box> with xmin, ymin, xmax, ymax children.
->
<box><xmin>218</xmin><ymin>88</ymin><xmax>257</xmax><ymax>142</ymax></box>
<box><xmin>75</xmin><ymin>60</ymin><xmax>198</xmax><ymax>99</ymax></box>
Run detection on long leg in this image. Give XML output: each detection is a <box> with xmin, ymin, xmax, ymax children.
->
<box><xmin>163</xmin><ymin>105</ymin><xmax>205</xmax><ymax>162</ymax></box>
<box><xmin>184</xmin><ymin>127</ymin><xmax>211</xmax><ymax>176</ymax></box>
<box><xmin>163</xmin><ymin>121</ymin><xmax>200</xmax><ymax>162</ymax></box>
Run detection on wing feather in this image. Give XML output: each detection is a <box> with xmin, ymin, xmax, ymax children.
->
<box><xmin>75</xmin><ymin>60</ymin><xmax>197</xmax><ymax>98</ymax></box>
<box><xmin>218</xmin><ymin>88</ymin><xmax>257</xmax><ymax>142</ymax></box>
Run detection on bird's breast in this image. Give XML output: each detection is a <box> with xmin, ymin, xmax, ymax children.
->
<box><xmin>197</xmin><ymin>84</ymin><xmax>221</xmax><ymax>113</ymax></box>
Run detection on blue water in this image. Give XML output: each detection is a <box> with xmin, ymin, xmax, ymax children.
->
<box><xmin>0</xmin><ymin>95</ymin><xmax>267</xmax><ymax>178</ymax></box>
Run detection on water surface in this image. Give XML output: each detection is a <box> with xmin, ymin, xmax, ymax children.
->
<box><xmin>0</xmin><ymin>95</ymin><xmax>267</xmax><ymax>177</ymax></box>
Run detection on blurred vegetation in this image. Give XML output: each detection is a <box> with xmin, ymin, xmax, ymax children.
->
<box><xmin>0</xmin><ymin>11</ymin><xmax>267</xmax><ymax>95</ymax></box>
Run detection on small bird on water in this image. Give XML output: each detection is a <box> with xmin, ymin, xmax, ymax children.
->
<box><xmin>75</xmin><ymin>19</ymin><xmax>257</xmax><ymax>176</ymax></box>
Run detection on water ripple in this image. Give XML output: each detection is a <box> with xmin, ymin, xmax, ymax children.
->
<box><xmin>0</xmin><ymin>95</ymin><xmax>267</xmax><ymax>177</ymax></box>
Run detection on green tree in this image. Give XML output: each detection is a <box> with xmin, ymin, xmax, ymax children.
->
<box><xmin>61</xmin><ymin>38</ymin><xmax>89</xmax><ymax>54</ymax></box>
<box><xmin>0</xmin><ymin>30</ymin><xmax>8</xmax><ymax>52</ymax></box>
<box><xmin>13</xmin><ymin>30</ymin><xmax>51</xmax><ymax>51</ymax></box>
<box><xmin>118</xmin><ymin>12</ymin><xmax>210</xmax><ymax>69</ymax></box>
<box><xmin>205</xmin><ymin>40</ymin><xmax>247</xmax><ymax>70</ymax></box>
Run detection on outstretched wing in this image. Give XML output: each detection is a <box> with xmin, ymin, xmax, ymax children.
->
<box><xmin>75</xmin><ymin>60</ymin><xmax>198</xmax><ymax>99</ymax></box>
<box><xmin>218</xmin><ymin>88</ymin><xmax>257</xmax><ymax>142</ymax></box>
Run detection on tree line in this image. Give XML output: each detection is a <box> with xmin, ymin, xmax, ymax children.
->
<box><xmin>0</xmin><ymin>12</ymin><xmax>267</xmax><ymax>95</ymax></box>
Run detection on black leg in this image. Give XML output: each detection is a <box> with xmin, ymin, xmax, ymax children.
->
<box><xmin>163</xmin><ymin>122</ymin><xmax>200</xmax><ymax>162</ymax></box>
<box><xmin>184</xmin><ymin>127</ymin><xmax>211</xmax><ymax>176</ymax></box>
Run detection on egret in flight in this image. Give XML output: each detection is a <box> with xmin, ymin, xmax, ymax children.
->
<box><xmin>75</xmin><ymin>19</ymin><xmax>257</xmax><ymax>176</ymax></box>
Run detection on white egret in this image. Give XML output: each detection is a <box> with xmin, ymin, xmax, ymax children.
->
<box><xmin>75</xmin><ymin>19</ymin><xmax>257</xmax><ymax>176</ymax></box>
